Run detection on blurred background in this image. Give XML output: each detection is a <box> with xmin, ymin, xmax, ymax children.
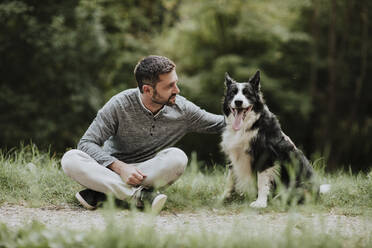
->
<box><xmin>1</xmin><ymin>0</ymin><xmax>371</xmax><ymax>172</ymax></box>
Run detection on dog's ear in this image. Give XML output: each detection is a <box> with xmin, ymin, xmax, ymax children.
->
<box><xmin>225</xmin><ymin>72</ymin><xmax>233</xmax><ymax>87</ymax></box>
<box><xmin>250</xmin><ymin>70</ymin><xmax>260</xmax><ymax>91</ymax></box>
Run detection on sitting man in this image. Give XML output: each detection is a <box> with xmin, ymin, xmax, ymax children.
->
<box><xmin>61</xmin><ymin>55</ymin><xmax>225</xmax><ymax>213</ymax></box>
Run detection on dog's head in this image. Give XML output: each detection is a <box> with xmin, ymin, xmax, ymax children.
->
<box><xmin>223</xmin><ymin>71</ymin><xmax>264</xmax><ymax>131</ymax></box>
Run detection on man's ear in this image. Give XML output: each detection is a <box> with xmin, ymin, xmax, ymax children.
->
<box><xmin>142</xmin><ymin>84</ymin><xmax>152</xmax><ymax>95</ymax></box>
<box><xmin>225</xmin><ymin>72</ymin><xmax>234</xmax><ymax>88</ymax></box>
<box><xmin>249</xmin><ymin>70</ymin><xmax>260</xmax><ymax>91</ymax></box>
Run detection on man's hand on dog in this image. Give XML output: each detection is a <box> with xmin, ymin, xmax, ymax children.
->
<box><xmin>108</xmin><ymin>160</ymin><xmax>146</xmax><ymax>186</ymax></box>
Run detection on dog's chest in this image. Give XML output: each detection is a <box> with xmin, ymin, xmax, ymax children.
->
<box><xmin>221</xmin><ymin>113</ymin><xmax>260</xmax><ymax>184</ymax></box>
<box><xmin>222</xmin><ymin>127</ymin><xmax>258</xmax><ymax>173</ymax></box>
<box><xmin>221</xmin><ymin>126</ymin><xmax>258</xmax><ymax>191</ymax></box>
<box><xmin>221</xmin><ymin>128</ymin><xmax>257</xmax><ymax>156</ymax></box>
<box><xmin>221</xmin><ymin>113</ymin><xmax>260</xmax><ymax>158</ymax></box>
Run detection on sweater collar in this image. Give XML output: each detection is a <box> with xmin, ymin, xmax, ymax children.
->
<box><xmin>136</xmin><ymin>88</ymin><xmax>167</xmax><ymax>118</ymax></box>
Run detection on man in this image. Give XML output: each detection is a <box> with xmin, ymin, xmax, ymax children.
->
<box><xmin>61</xmin><ymin>55</ymin><xmax>225</xmax><ymax>213</ymax></box>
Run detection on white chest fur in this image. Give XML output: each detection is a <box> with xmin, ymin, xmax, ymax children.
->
<box><xmin>221</xmin><ymin>112</ymin><xmax>260</xmax><ymax>192</ymax></box>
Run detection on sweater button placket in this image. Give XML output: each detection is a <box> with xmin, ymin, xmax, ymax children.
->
<box><xmin>150</xmin><ymin>117</ymin><xmax>155</xmax><ymax>136</ymax></box>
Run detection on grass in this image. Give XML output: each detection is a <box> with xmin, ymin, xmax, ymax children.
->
<box><xmin>0</xmin><ymin>144</ymin><xmax>371</xmax><ymax>247</ymax></box>
<box><xmin>0</xmin><ymin>217</ymin><xmax>371</xmax><ymax>248</ymax></box>
<box><xmin>1</xmin><ymin>144</ymin><xmax>372</xmax><ymax>214</ymax></box>
<box><xmin>0</xmin><ymin>144</ymin><xmax>80</xmax><ymax>206</ymax></box>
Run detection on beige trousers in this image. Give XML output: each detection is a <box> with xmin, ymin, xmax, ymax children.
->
<box><xmin>61</xmin><ymin>148</ymin><xmax>188</xmax><ymax>200</ymax></box>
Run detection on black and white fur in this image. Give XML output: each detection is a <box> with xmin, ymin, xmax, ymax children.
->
<box><xmin>221</xmin><ymin>71</ymin><xmax>329</xmax><ymax>208</ymax></box>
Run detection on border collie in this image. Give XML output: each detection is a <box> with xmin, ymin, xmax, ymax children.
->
<box><xmin>220</xmin><ymin>71</ymin><xmax>329</xmax><ymax>208</ymax></box>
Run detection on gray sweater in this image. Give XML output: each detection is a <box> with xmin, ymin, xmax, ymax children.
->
<box><xmin>77</xmin><ymin>88</ymin><xmax>225</xmax><ymax>166</ymax></box>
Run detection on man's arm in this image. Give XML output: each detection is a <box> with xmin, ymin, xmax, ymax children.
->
<box><xmin>77</xmin><ymin>97</ymin><xmax>120</xmax><ymax>167</ymax></box>
<box><xmin>183</xmin><ymin>99</ymin><xmax>226</xmax><ymax>133</ymax></box>
<box><xmin>77</xmin><ymin>96</ymin><xmax>145</xmax><ymax>186</ymax></box>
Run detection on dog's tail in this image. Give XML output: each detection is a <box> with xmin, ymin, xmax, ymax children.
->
<box><xmin>319</xmin><ymin>184</ymin><xmax>331</xmax><ymax>194</ymax></box>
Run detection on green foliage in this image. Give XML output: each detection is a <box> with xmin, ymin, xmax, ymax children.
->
<box><xmin>273</xmin><ymin>0</ymin><xmax>372</xmax><ymax>171</ymax></box>
<box><xmin>0</xmin><ymin>143</ymin><xmax>80</xmax><ymax>205</ymax></box>
<box><xmin>0</xmin><ymin>0</ymin><xmax>173</xmax><ymax>152</ymax></box>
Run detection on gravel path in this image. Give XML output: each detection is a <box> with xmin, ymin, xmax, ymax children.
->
<box><xmin>1</xmin><ymin>203</ymin><xmax>371</xmax><ymax>239</ymax></box>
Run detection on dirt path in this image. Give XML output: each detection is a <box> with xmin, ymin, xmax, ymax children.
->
<box><xmin>1</xmin><ymin>204</ymin><xmax>371</xmax><ymax>239</ymax></box>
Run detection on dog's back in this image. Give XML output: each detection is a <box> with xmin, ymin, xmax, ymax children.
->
<box><xmin>250</xmin><ymin>107</ymin><xmax>314</xmax><ymax>186</ymax></box>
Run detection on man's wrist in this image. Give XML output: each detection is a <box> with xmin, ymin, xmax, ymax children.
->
<box><xmin>108</xmin><ymin>160</ymin><xmax>121</xmax><ymax>174</ymax></box>
<box><xmin>108</xmin><ymin>160</ymin><xmax>128</xmax><ymax>174</ymax></box>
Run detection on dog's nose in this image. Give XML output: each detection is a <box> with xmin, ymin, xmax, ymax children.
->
<box><xmin>234</xmin><ymin>100</ymin><xmax>243</xmax><ymax>107</ymax></box>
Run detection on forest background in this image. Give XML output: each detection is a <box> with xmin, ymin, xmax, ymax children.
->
<box><xmin>1</xmin><ymin>0</ymin><xmax>371</xmax><ymax>172</ymax></box>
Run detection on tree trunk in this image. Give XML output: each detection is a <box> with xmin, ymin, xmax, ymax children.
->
<box><xmin>350</xmin><ymin>3</ymin><xmax>368</xmax><ymax>124</ymax></box>
<box><xmin>326</xmin><ymin>0</ymin><xmax>337</xmax><ymax>169</ymax></box>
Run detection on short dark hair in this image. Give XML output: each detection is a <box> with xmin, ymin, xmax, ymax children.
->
<box><xmin>134</xmin><ymin>55</ymin><xmax>176</xmax><ymax>93</ymax></box>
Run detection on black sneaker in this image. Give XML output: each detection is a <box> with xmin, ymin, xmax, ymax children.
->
<box><xmin>133</xmin><ymin>188</ymin><xmax>167</xmax><ymax>214</ymax></box>
<box><xmin>75</xmin><ymin>189</ymin><xmax>107</xmax><ymax>210</ymax></box>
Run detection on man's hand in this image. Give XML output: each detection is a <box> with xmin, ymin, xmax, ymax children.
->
<box><xmin>108</xmin><ymin>160</ymin><xmax>146</xmax><ymax>186</ymax></box>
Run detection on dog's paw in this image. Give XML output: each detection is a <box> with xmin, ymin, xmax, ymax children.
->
<box><xmin>220</xmin><ymin>192</ymin><xmax>233</xmax><ymax>203</ymax></box>
<box><xmin>249</xmin><ymin>199</ymin><xmax>267</xmax><ymax>208</ymax></box>
<box><xmin>319</xmin><ymin>184</ymin><xmax>331</xmax><ymax>194</ymax></box>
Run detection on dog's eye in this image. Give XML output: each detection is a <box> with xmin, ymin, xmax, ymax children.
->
<box><xmin>232</xmin><ymin>88</ymin><xmax>238</xmax><ymax>94</ymax></box>
<box><xmin>243</xmin><ymin>88</ymin><xmax>249</xmax><ymax>95</ymax></box>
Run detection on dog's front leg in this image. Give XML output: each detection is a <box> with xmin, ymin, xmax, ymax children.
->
<box><xmin>250</xmin><ymin>168</ymin><xmax>274</xmax><ymax>208</ymax></box>
<box><xmin>222</xmin><ymin>165</ymin><xmax>236</xmax><ymax>201</ymax></box>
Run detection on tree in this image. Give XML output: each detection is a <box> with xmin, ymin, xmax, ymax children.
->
<box><xmin>155</xmin><ymin>0</ymin><xmax>312</xmax><ymax>166</ymax></box>
<box><xmin>265</xmin><ymin>0</ymin><xmax>372</xmax><ymax>170</ymax></box>
<box><xmin>0</xmin><ymin>0</ymin><xmax>178</xmax><ymax>152</ymax></box>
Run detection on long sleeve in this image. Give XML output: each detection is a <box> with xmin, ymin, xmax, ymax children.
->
<box><xmin>184</xmin><ymin>100</ymin><xmax>226</xmax><ymax>133</ymax></box>
<box><xmin>77</xmin><ymin>97</ymin><xmax>121</xmax><ymax>167</ymax></box>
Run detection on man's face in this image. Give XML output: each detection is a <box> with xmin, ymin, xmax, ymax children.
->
<box><xmin>151</xmin><ymin>70</ymin><xmax>180</xmax><ymax>106</ymax></box>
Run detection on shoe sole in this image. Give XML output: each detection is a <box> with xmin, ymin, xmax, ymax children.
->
<box><xmin>75</xmin><ymin>192</ymin><xmax>95</xmax><ymax>210</ymax></box>
<box><xmin>151</xmin><ymin>194</ymin><xmax>167</xmax><ymax>214</ymax></box>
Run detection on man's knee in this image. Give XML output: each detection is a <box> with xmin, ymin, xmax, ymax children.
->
<box><xmin>61</xmin><ymin>149</ymin><xmax>83</xmax><ymax>175</ymax></box>
<box><xmin>166</xmin><ymin>148</ymin><xmax>188</xmax><ymax>173</ymax></box>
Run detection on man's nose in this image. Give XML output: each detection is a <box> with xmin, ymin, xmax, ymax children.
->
<box><xmin>174</xmin><ymin>84</ymin><xmax>180</xmax><ymax>94</ymax></box>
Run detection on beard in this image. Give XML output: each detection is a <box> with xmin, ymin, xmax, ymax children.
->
<box><xmin>151</xmin><ymin>90</ymin><xmax>177</xmax><ymax>106</ymax></box>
